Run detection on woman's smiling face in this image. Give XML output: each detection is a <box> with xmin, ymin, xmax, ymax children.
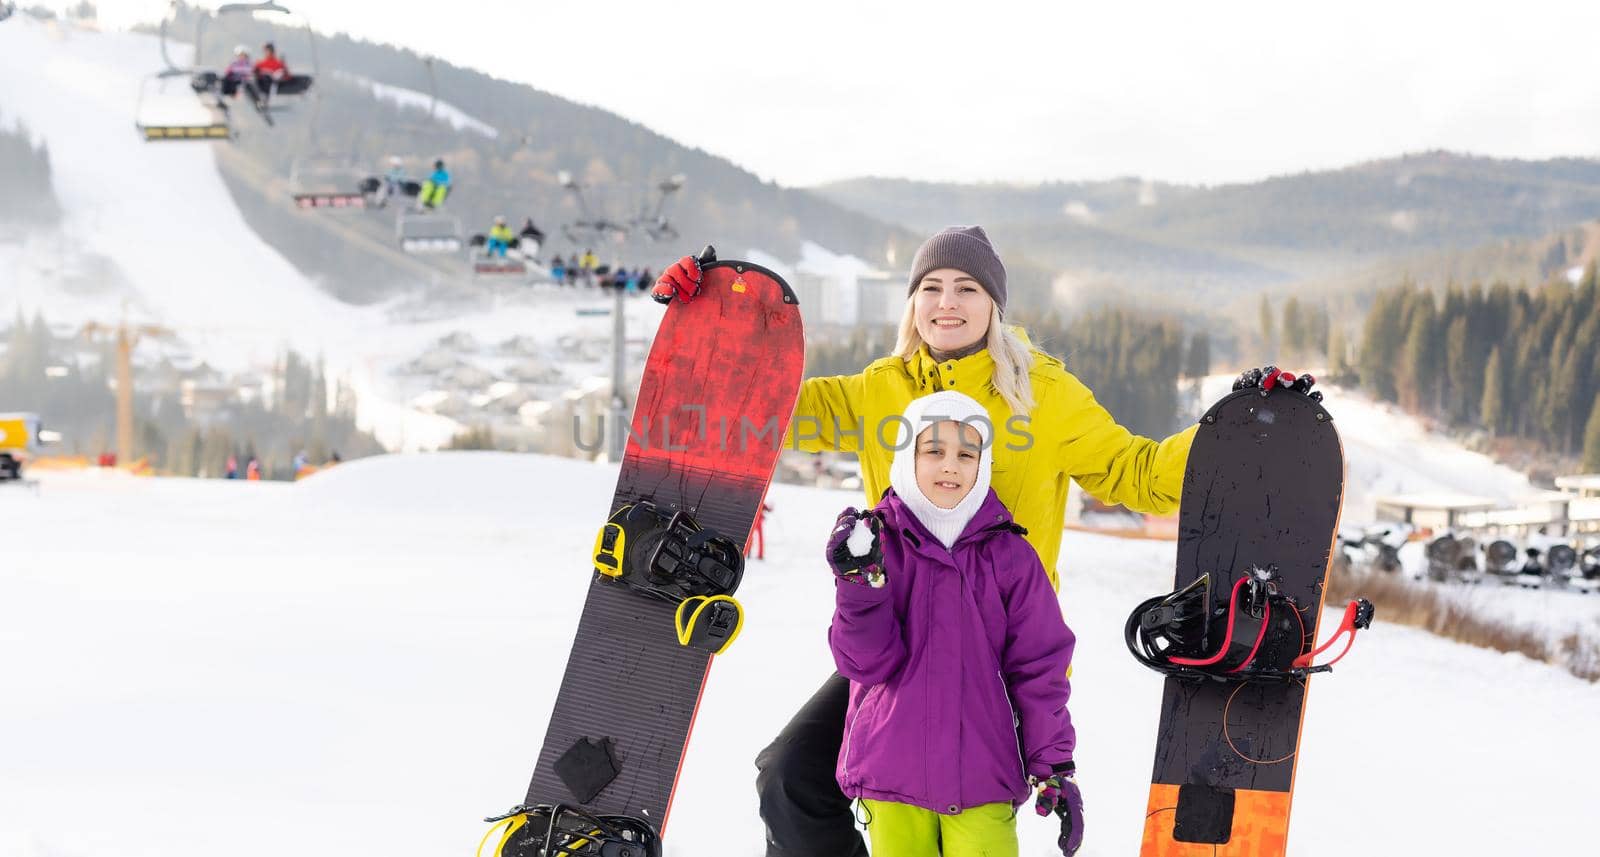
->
<box><xmin>913</xmin><ymin>268</ymin><xmax>992</xmax><ymax>353</ymax></box>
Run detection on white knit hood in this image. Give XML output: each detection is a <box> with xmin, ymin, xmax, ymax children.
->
<box><xmin>887</xmin><ymin>391</ymin><xmax>994</xmax><ymax>549</ymax></box>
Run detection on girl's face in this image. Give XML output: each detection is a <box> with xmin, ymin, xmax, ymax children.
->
<box><xmin>913</xmin><ymin>268</ymin><xmax>993</xmax><ymax>353</ymax></box>
<box><xmin>914</xmin><ymin>421</ymin><xmax>984</xmax><ymax>509</ymax></box>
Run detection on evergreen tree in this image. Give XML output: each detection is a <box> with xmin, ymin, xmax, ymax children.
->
<box><xmin>1444</xmin><ymin>315</ymin><xmax>1470</xmax><ymax>423</ymax></box>
<box><xmin>1257</xmin><ymin>294</ymin><xmax>1276</xmax><ymax>358</ymax></box>
<box><xmin>1583</xmin><ymin>398</ymin><xmax>1600</xmax><ymax>472</ymax></box>
<box><xmin>1308</xmin><ymin>303</ymin><xmax>1331</xmax><ymax>363</ymax></box>
<box><xmin>1397</xmin><ymin>298</ymin><xmax>1438</xmax><ymax>412</ymax></box>
<box><xmin>1357</xmin><ymin>285</ymin><xmax>1406</xmax><ymax>400</ymax></box>
<box><xmin>1548</xmin><ymin>345</ymin><xmax>1581</xmax><ymax>451</ymax></box>
<box><xmin>1183</xmin><ymin>331</ymin><xmax>1211</xmax><ymax>379</ymax></box>
<box><xmin>1327</xmin><ymin>325</ymin><xmax>1352</xmax><ymax>381</ymax></box>
<box><xmin>1481</xmin><ymin>346</ymin><xmax>1506</xmax><ymax>435</ymax></box>
<box><xmin>1281</xmin><ymin>297</ymin><xmax>1306</xmax><ymax>363</ymax></box>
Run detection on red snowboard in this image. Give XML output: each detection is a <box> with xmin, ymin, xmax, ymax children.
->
<box><xmin>491</xmin><ymin>258</ymin><xmax>804</xmax><ymax>856</ymax></box>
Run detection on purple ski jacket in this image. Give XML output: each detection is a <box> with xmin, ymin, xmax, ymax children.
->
<box><xmin>830</xmin><ymin>489</ymin><xmax>1077</xmax><ymax>815</ymax></box>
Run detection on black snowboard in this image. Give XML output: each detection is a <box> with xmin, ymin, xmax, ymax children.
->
<box><xmin>1139</xmin><ymin>386</ymin><xmax>1343</xmax><ymax>856</ymax></box>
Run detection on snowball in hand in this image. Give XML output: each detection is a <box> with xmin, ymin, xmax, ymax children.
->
<box><xmin>847</xmin><ymin>518</ymin><xmax>875</xmax><ymax>557</ymax></box>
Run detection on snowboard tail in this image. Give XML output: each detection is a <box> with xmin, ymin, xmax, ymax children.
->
<box><xmin>1142</xmin><ymin>784</ymin><xmax>1291</xmax><ymax>855</ymax></box>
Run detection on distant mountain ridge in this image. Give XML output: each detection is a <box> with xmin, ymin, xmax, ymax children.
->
<box><xmin>814</xmin><ymin>152</ymin><xmax>1600</xmax><ymax>311</ymax></box>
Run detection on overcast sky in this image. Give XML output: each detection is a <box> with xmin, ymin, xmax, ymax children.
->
<box><xmin>91</xmin><ymin>0</ymin><xmax>1600</xmax><ymax>188</ymax></box>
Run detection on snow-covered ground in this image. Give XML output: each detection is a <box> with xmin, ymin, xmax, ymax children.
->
<box><xmin>3</xmin><ymin>454</ymin><xmax>1595</xmax><ymax>857</ymax></box>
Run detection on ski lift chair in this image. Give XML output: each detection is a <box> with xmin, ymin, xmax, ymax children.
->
<box><xmin>398</xmin><ymin>211</ymin><xmax>463</xmax><ymax>254</ymax></box>
<box><xmin>473</xmin><ymin>258</ymin><xmax>529</xmax><ymax>277</ymax></box>
<box><xmin>289</xmin><ymin>155</ymin><xmax>368</xmax><ymax>209</ymax></box>
<box><xmin>174</xmin><ymin>3</ymin><xmax>318</xmax><ymax>130</ymax></box>
<box><xmin>135</xmin><ymin>71</ymin><xmax>232</xmax><ymax>141</ymax></box>
<box><xmin>467</xmin><ymin>233</ymin><xmax>532</xmax><ymax>277</ymax></box>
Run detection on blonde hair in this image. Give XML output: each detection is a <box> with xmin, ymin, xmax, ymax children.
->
<box><xmin>893</xmin><ymin>301</ymin><xmax>1035</xmax><ymax>416</ymax></box>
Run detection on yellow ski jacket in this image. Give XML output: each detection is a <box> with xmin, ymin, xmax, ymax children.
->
<box><xmin>793</xmin><ymin>343</ymin><xmax>1196</xmax><ymax>589</ymax></box>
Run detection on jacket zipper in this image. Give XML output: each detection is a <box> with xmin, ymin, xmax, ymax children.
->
<box><xmin>840</xmin><ymin>684</ymin><xmax>879</xmax><ymax>784</ymax></box>
<box><xmin>999</xmin><ymin>670</ymin><xmax>1027</xmax><ymax>783</ymax></box>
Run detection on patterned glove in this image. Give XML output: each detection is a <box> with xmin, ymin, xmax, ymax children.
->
<box><xmin>649</xmin><ymin>246</ymin><xmax>715</xmax><ymax>305</ymax></box>
<box><xmin>1233</xmin><ymin>365</ymin><xmax>1321</xmax><ymax>402</ymax></box>
<box><xmin>825</xmin><ymin>508</ymin><xmax>885</xmax><ymax>588</ymax></box>
<box><xmin>1035</xmin><ymin>765</ymin><xmax>1084</xmax><ymax>857</ymax></box>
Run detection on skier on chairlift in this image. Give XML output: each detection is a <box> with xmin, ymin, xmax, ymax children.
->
<box><xmin>419</xmin><ymin>159</ymin><xmax>451</xmax><ymax>210</ymax></box>
<box><xmin>219</xmin><ymin>46</ymin><xmax>258</xmax><ymax>104</ymax></box>
<box><xmin>253</xmin><ymin>42</ymin><xmax>289</xmax><ymax>105</ymax></box>
<box><xmin>369</xmin><ymin>155</ymin><xmax>408</xmax><ymax>206</ymax></box>
<box><xmin>485</xmin><ymin>216</ymin><xmax>514</xmax><ymax>258</ymax></box>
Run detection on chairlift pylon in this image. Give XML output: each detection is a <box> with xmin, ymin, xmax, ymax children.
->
<box><xmin>556</xmin><ymin>172</ymin><xmax>686</xmax><ymax>246</ymax></box>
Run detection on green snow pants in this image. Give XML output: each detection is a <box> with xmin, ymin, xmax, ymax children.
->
<box><xmin>419</xmin><ymin>181</ymin><xmax>449</xmax><ymax>208</ymax></box>
<box><xmin>859</xmin><ymin>799</ymin><xmax>1018</xmax><ymax>857</ymax></box>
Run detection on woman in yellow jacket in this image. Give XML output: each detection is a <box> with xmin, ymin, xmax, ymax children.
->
<box><xmin>653</xmin><ymin>226</ymin><xmax>1280</xmax><ymax>857</ymax></box>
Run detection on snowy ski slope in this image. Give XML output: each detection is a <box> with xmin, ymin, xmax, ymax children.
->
<box><xmin>335</xmin><ymin>71</ymin><xmax>501</xmax><ymax>139</ymax></box>
<box><xmin>0</xmin><ymin>18</ymin><xmax>663</xmax><ymax>451</ymax></box>
<box><xmin>2</xmin><ymin>453</ymin><xmax>1595</xmax><ymax>857</ymax></box>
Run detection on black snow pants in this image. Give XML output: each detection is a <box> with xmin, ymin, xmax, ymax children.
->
<box><xmin>754</xmin><ymin>672</ymin><xmax>870</xmax><ymax>857</ymax></box>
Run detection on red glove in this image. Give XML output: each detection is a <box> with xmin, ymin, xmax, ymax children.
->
<box><xmin>650</xmin><ymin>246</ymin><xmax>716</xmax><ymax>305</ymax></box>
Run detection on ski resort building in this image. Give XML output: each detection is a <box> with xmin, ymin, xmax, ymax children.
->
<box><xmin>1373</xmin><ymin>493</ymin><xmax>1500</xmax><ymax>530</ymax></box>
<box><xmin>1378</xmin><ymin>478</ymin><xmax>1600</xmax><ymax>536</ymax></box>
<box><xmin>773</xmin><ymin>242</ymin><xmax>901</xmax><ymax>328</ymax></box>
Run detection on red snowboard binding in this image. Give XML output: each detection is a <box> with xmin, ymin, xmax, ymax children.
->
<box><xmin>1126</xmin><ymin>565</ymin><xmax>1373</xmax><ymax>682</ymax></box>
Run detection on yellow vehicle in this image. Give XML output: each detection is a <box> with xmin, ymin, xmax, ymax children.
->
<box><xmin>0</xmin><ymin>412</ymin><xmax>41</xmax><ymax>481</ymax></box>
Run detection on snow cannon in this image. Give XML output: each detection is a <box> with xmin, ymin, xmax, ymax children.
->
<box><xmin>1547</xmin><ymin>543</ymin><xmax>1580</xmax><ymax>587</ymax></box>
<box><xmin>1484</xmin><ymin>539</ymin><xmax>1520</xmax><ymax>582</ymax></box>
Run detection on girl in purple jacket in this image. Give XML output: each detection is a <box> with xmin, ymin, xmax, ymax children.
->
<box><xmin>827</xmin><ymin>390</ymin><xmax>1084</xmax><ymax>857</ymax></box>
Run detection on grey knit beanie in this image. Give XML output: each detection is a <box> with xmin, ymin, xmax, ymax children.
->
<box><xmin>906</xmin><ymin>225</ymin><xmax>1007</xmax><ymax>316</ymax></box>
